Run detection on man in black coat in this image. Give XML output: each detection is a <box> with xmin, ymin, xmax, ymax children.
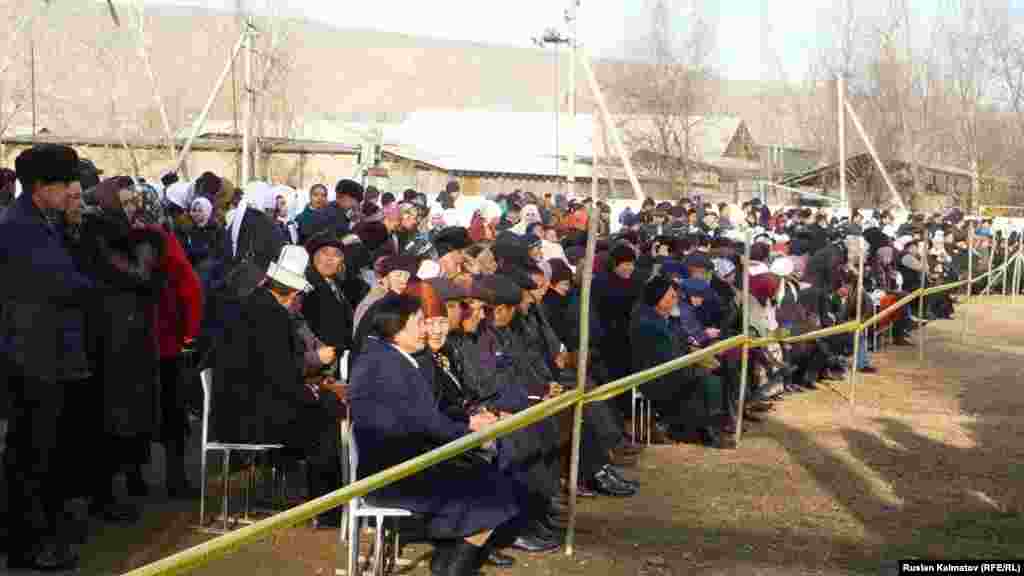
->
<box><xmin>0</xmin><ymin>145</ymin><xmax>92</xmax><ymax>570</ymax></box>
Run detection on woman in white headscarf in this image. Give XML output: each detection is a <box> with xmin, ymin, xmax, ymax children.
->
<box><xmin>182</xmin><ymin>197</ymin><xmax>224</xmax><ymax>273</ymax></box>
<box><xmin>510</xmin><ymin>203</ymin><xmax>542</xmax><ymax>235</ymax></box>
<box><xmin>270</xmin><ymin>184</ymin><xmax>299</xmax><ymax>244</ymax></box>
<box><xmin>225</xmin><ymin>181</ymin><xmax>286</xmax><ymax>269</ymax></box>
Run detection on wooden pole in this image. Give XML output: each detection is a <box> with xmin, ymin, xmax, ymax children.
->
<box><xmin>962</xmin><ymin>227</ymin><xmax>973</xmax><ymax>342</ymax></box>
<box><xmin>844</xmin><ymin>99</ymin><xmax>907</xmax><ymax>212</ymax></box>
<box><xmin>734</xmin><ymin>231</ymin><xmax>752</xmax><ymax>445</ymax></box>
<box><xmin>242</xmin><ymin>18</ymin><xmax>253</xmax><ymax>184</ymax></box>
<box><xmin>848</xmin><ymin>239</ymin><xmax>865</xmax><ymax>407</ymax></box>
<box><xmin>564</xmin><ymin>158</ymin><xmax>600</xmax><ymax>557</ymax></box>
<box><xmin>918</xmin><ymin>241</ymin><xmax>927</xmax><ymax>365</ymax></box>
<box><xmin>580</xmin><ymin>50</ymin><xmax>645</xmax><ymax>202</ymax></box>
<box><xmin>175</xmin><ymin>27</ymin><xmax>246</xmax><ymax>177</ymax></box>
<box><xmin>132</xmin><ymin>0</ymin><xmax>177</xmax><ymax>166</ymax></box>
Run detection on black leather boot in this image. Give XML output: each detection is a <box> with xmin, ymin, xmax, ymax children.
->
<box><xmin>430</xmin><ymin>540</ymin><xmax>455</xmax><ymax>575</ymax></box>
<box><xmin>445</xmin><ymin>540</ymin><xmax>484</xmax><ymax>576</ymax></box>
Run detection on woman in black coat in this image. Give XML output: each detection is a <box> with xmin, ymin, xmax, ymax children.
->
<box><xmin>347</xmin><ymin>294</ymin><xmax>530</xmax><ymax>576</ymax></box>
<box><xmin>73</xmin><ymin>177</ymin><xmax>165</xmax><ymax>518</ymax></box>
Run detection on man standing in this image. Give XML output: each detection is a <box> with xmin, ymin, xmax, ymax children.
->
<box><xmin>1</xmin><ymin>144</ymin><xmax>91</xmax><ymax>570</ymax></box>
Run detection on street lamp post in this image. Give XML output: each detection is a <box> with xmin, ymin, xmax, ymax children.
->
<box><xmin>533</xmin><ymin>27</ymin><xmax>572</xmax><ymax>197</ymax></box>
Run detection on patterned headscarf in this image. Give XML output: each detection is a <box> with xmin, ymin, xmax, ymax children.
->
<box><xmin>136</xmin><ymin>181</ymin><xmax>168</xmax><ymax>227</ymax></box>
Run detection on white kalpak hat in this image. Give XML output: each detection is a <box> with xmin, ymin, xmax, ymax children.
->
<box><xmin>267</xmin><ymin>245</ymin><xmax>313</xmax><ymax>293</ymax></box>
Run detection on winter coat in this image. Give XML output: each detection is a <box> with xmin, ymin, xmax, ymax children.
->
<box><xmin>0</xmin><ymin>192</ymin><xmax>94</xmax><ymax>386</ymax></box>
<box><xmin>301</xmin><ymin>267</ymin><xmax>355</xmax><ymax>356</ymax></box>
<box><xmin>213</xmin><ymin>288</ymin><xmax>309</xmax><ymax>444</ymax></box>
<box><xmin>154</xmin><ymin>226</ymin><xmax>202</xmax><ymax>359</ymax></box>
<box><xmin>223</xmin><ymin>207</ymin><xmax>285</xmax><ymax>271</ymax></box>
<box><xmin>76</xmin><ymin>214</ymin><xmax>165</xmax><ymax>438</ymax></box>
<box><xmin>348</xmin><ymin>337</ymin><xmax>525</xmax><ymax>538</ymax></box>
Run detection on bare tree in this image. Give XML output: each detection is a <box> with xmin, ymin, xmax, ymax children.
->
<box><xmin>614</xmin><ymin>0</ymin><xmax>715</xmax><ymax>199</ymax></box>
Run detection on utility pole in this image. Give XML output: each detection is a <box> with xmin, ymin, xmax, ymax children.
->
<box><xmin>30</xmin><ymin>34</ymin><xmax>36</xmax><ymax>140</ymax></box>
<box><xmin>534</xmin><ymin>28</ymin><xmax>570</xmax><ymax>195</ymax></box>
<box><xmin>242</xmin><ymin>16</ymin><xmax>253</xmax><ymax>184</ymax></box>
<box><xmin>566</xmin><ymin>1</ymin><xmax>578</xmax><ymax>199</ymax></box>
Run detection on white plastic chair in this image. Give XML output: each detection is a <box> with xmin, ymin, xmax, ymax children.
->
<box><xmin>340</xmin><ymin>421</ymin><xmax>414</xmax><ymax>576</ymax></box>
<box><xmin>199</xmin><ymin>368</ymin><xmax>284</xmax><ymax>533</ymax></box>
<box><xmin>631</xmin><ymin>388</ymin><xmax>652</xmax><ymax>446</ymax></box>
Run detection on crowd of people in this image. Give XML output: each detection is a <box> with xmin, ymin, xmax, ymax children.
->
<box><xmin>0</xmin><ymin>143</ymin><xmax>1017</xmax><ymax>575</ymax></box>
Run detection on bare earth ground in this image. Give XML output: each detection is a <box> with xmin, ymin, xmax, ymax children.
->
<box><xmin>68</xmin><ymin>297</ymin><xmax>1024</xmax><ymax>575</ymax></box>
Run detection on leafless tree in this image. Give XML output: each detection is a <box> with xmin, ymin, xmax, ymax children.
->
<box><xmin>614</xmin><ymin>0</ymin><xmax>715</xmax><ymax>199</ymax></box>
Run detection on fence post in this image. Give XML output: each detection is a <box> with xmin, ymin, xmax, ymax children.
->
<box><xmin>982</xmin><ymin>238</ymin><xmax>997</xmax><ymax>297</ymax></box>
<box><xmin>564</xmin><ymin>190</ymin><xmax>600</xmax><ymax>556</ymax></box>
<box><xmin>918</xmin><ymin>241</ymin><xmax>927</xmax><ymax>365</ymax></box>
<box><xmin>734</xmin><ymin>231</ymin><xmax>752</xmax><ymax>446</ymax></box>
<box><xmin>848</xmin><ymin>237</ymin><xmax>865</xmax><ymax>408</ymax></box>
<box><xmin>1015</xmin><ymin>234</ymin><xmax>1023</xmax><ymax>304</ymax></box>
<box><xmin>1002</xmin><ymin>235</ymin><xmax>1010</xmax><ymax>299</ymax></box>
<box><xmin>962</xmin><ymin>228</ymin><xmax>973</xmax><ymax>342</ymax></box>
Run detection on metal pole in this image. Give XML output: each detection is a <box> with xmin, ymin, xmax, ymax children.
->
<box><xmin>982</xmin><ymin>238</ymin><xmax>997</xmax><ymax>296</ymax></box>
<box><xmin>734</xmin><ymin>231</ymin><xmax>752</xmax><ymax>445</ymax></box>
<box><xmin>564</xmin><ymin>159</ymin><xmax>599</xmax><ymax>557</ymax></box>
<box><xmin>844</xmin><ymin>99</ymin><xmax>907</xmax><ymax>212</ymax></box>
<box><xmin>962</xmin><ymin>227</ymin><xmax>973</xmax><ymax>342</ymax></box>
<box><xmin>175</xmin><ymin>27</ymin><xmax>247</xmax><ymax>176</ymax></box>
<box><xmin>838</xmin><ymin>76</ymin><xmax>846</xmax><ymax>207</ymax></box>
<box><xmin>242</xmin><ymin>18</ymin><xmax>253</xmax><ymax>184</ymax></box>
<box><xmin>30</xmin><ymin>35</ymin><xmax>36</xmax><ymax>140</ymax></box>
<box><xmin>567</xmin><ymin>1</ymin><xmax>577</xmax><ymax>200</ymax></box>
<box><xmin>554</xmin><ymin>41</ymin><xmax>560</xmax><ymax>194</ymax></box>
<box><xmin>580</xmin><ymin>50</ymin><xmax>645</xmax><ymax>201</ymax></box>
<box><xmin>1003</xmin><ymin>234</ymin><xmax>1010</xmax><ymax>299</ymax></box>
<box><xmin>1014</xmin><ymin>232</ymin><xmax>1022</xmax><ymax>305</ymax></box>
<box><xmin>918</xmin><ymin>241</ymin><xmax>927</xmax><ymax>365</ymax></box>
<box><xmin>848</xmin><ymin>240</ymin><xmax>865</xmax><ymax>407</ymax></box>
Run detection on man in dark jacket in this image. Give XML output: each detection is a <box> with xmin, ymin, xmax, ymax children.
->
<box><xmin>0</xmin><ymin>144</ymin><xmax>92</xmax><ymax>570</ymax></box>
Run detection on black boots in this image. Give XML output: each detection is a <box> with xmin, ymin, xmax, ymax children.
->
<box><xmin>444</xmin><ymin>540</ymin><xmax>485</xmax><ymax>576</ymax></box>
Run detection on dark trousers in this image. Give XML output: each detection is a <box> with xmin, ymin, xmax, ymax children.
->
<box><xmin>160</xmin><ymin>358</ymin><xmax>188</xmax><ymax>491</ymax></box>
<box><xmin>4</xmin><ymin>371</ymin><xmax>73</xmax><ymax>555</ymax></box>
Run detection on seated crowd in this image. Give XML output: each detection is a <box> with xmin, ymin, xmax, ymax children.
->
<box><xmin>0</xmin><ymin>144</ymin><xmax>1013</xmax><ymax>574</ymax></box>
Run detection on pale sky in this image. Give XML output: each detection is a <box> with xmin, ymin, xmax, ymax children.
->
<box><xmin>148</xmin><ymin>0</ymin><xmax>995</xmax><ymax>83</ymax></box>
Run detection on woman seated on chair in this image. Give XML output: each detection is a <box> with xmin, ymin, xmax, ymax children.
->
<box><xmin>347</xmin><ymin>293</ymin><xmax>532</xmax><ymax>576</ymax></box>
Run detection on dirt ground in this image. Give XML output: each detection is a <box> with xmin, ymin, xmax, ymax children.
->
<box><xmin>67</xmin><ymin>296</ymin><xmax>1024</xmax><ymax>575</ymax></box>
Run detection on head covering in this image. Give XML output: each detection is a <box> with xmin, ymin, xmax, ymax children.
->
<box><xmin>474</xmin><ymin>274</ymin><xmax>524</xmax><ymax>306</ymax></box>
<box><xmin>90</xmin><ymin>176</ymin><xmax>135</xmax><ymax>215</ymax></box>
<box><xmin>165</xmin><ymin>181</ymin><xmax>193</xmax><ymax>210</ymax></box>
<box><xmin>749</xmin><ymin>274</ymin><xmax>780</xmax><ymax>305</ymax></box>
<box><xmin>433</xmin><ymin>227</ymin><xmax>472</xmax><ymax>258</ymax></box>
<box><xmin>683</xmin><ymin>252</ymin><xmax>713</xmax><ymax>272</ymax></box>
<box><xmin>271</xmin><ymin>184</ymin><xmax>297</xmax><ymax>219</ymax></box>
<box><xmin>644</xmin><ymin>275</ymin><xmax>675</xmax><ymax>307</ymax></box>
<box><xmin>680</xmin><ymin>277</ymin><xmax>710</xmax><ymax>298</ymax></box>
<box><xmin>877</xmin><ymin>246</ymin><xmax>895</xmax><ymax>266</ymax></box>
<box><xmin>305</xmin><ymin>231</ymin><xmax>343</xmax><ymax>258</ymax></box>
<box><xmin>425</xmin><ymin>277</ymin><xmax>468</xmax><ymax>301</ymax></box>
<box><xmin>610</xmin><ymin>244</ymin><xmax>636</xmax><ymax>267</ymax></box>
<box><xmin>136</xmin><ymin>182</ymin><xmax>167</xmax><ymax>226</ymax></box>
<box><xmin>713</xmin><ymin>257</ymin><xmax>736</xmax><ymax>278</ymax></box>
<box><xmin>190</xmin><ymin>196</ymin><xmax>213</xmax><ymax>227</ymax></box>
<box><xmin>378</xmin><ymin>254</ymin><xmax>419</xmax><ymax>277</ymax></box>
<box><xmin>770</xmin><ymin>257</ymin><xmax>795</xmax><ymax>278</ymax></box>
<box><xmin>417</xmin><ymin>259</ymin><xmax>442</xmax><ymax>279</ymax></box>
<box><xmin>229</xmin><ymin>181</ymin><xmax>274</xmax><ymax>258</ymax></box>
<box><xmin>336</xmin><ymin>179</ymin><xmax>364</xmax><ymax>203</ymax></box>
<box><xmin>267</xmin><ymin>245</ymin><xmax>313</xmax><ymax>292</ymax></box>
<box><xmin>548</xmin><ymin>258</ymin><xmax>573</xmax><ymax>285</ymax></box>
<box><xmin>78</xmin><ymin>159</ymin><xmax>102</xmax><ymax>191</ymax></box>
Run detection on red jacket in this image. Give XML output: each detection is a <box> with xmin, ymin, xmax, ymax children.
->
<box><xmin>153</xmin><ymin>226</ymin><xmax>203</xmax><ymax>359</ymax></box>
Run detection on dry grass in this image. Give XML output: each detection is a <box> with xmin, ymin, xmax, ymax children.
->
<box><xmin>74</xmin><ymin>297</ymin><xmax>1024</xmax><ymax>575</ymax></box>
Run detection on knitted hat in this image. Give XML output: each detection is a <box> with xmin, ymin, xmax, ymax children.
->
<box><xmin>610</xmin><ymin>244</ymin><xmax>636</xmax><ymax>267</ymax></box>
<box><xmin>644</xmin><ymin>275</ymin><xmax>675</xmax><ymax>307</ymax></box>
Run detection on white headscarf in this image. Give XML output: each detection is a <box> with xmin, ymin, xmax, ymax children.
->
<box><xmin>230</xmin><ymin>181</ymin><xmax>274</xmax><ymax>258</ymax></box>
<box><xmin>511</xmin><ymin>204</ymin><xmax>542</xmax><ymax>235</ymax></box>
<box><xmin>165</xmin><ymin>181</ymin><xmax>193</xmax><ymax>210</ymax></box>
<box><xmin>271</xmin><ymin>184</ymin><xmax>297</xmax><ymax>221</ymax></box>
<box><xmin>190</xmin><ymin>197</ymin><xmax>213</xmax><ymax>227</ymax></box>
